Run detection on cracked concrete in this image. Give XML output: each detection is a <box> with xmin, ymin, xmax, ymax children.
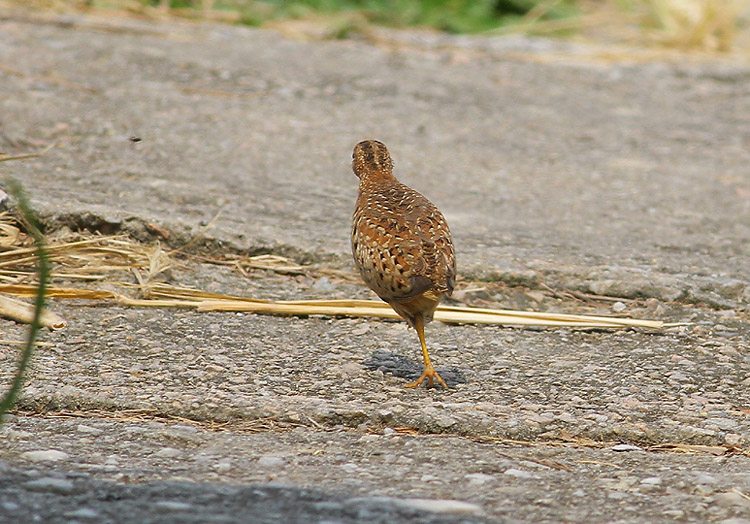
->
<box><xmin>2</xmin><ymin>10</ymin><xmax>750</xmax><ymax>306</ymax></box>
<box><xmin>0</xmin><ymin>9</ymin><xmax>749</xmax><ymax>524</ymax></box>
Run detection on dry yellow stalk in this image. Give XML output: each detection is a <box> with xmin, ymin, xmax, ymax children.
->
<box><xmin>196</xmin><ymin>298</ymin><xmax>672</xmax><ymax>329</ymax></box>
<box><xmin>0</xmin><ymin>283</ymin><xmax>676</xmax><ymax>330</ymax></box>
<box><xmin>0</xmin><ymin>294</ymin><xmax>66</xmax><ymax>330</ymax></box>
<box><xmin>0</xmin><ymin>213</ymin><xmax>678</xmax><ymax>331</ymax></box>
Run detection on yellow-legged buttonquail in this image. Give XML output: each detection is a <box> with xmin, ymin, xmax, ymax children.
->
<box><xmin>351</xmin><ymin>139</ymin><xmax>456</xmax><ymax>388</ymax></box>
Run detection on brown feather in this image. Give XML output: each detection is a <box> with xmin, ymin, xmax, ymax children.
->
<box><xmin>351</xmin><ymin>140</ymin><xmax>456</xmax><ymax>328</ymax></box>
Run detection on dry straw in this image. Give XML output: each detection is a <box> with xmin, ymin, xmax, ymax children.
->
<box><xmin>0</xmin><ymin>214</ymin><xmax>680</xmax><ymax>331</ymax></box>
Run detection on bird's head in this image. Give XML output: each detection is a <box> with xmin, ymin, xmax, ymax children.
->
<box><xmin>352</xmin><ymin>139</ymin><xmax>393</xmax><ymax>179</ymax></box>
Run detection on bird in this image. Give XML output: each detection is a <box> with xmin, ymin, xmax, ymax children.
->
<box><xmin>351</xmin><ymin>139</ymin><xmax>456</xmax><ymax>388</ymax></box>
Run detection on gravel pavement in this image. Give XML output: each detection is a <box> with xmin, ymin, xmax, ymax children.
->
<box><xmin>0</xmin><ymin>9</ymin><xmax>749</xmax><ymax>524</ymax></box>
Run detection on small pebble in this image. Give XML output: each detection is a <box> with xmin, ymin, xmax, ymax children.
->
<box><xmin>395</xmin><ymin>498</ymin><xmax>482</xmax><ymax>515</ymax></box>
<box><xmin>465</xmin><ymin>473</ymin><xmax>496</xmax><ymax>485</ymax></box>
<box><xmin>311</xmin><ymin>277</ymin><xmax>335</xmax><ymax>292</ymax></box>
<box><xmin>168</xmin><ymin>425</ymin><xmax>198</xmax><ymax>434</ymax></box>
<box><xmin>64</xmin><ymin>508</ymin><xmax>100</xmax><ymax>520</ymax></box>
<box><xmin>24</xmin><ymin>477</ymin><xmax>75</xmax><ymax>495</ymax></box>
<box><xmin>725</xmin><ymin>434</ymin><xmax>743</xmax><ymax>446</ymax></box>
<box><xmin>337</xmin><ymin>362</ymin><xmax>362</xmax><ymax>378</ymax></box>
<box><xmin>504</xmin><ymin>468</ymin><xmax>533</xmax><ymax>479</ymax></box>
<box><xmin>641</xmin><ymin>477</ymin><xmax>662</xmax><ymax>485</ymax></box>
<box><xmin>612</xmin><ymin>444</ymin><xmax>642</xmax><ymax>452</ymax></box>
<box><xmin>695</xmin><ymin>473</ymin><xmax>718</xmax><ymax>484</ymax></box>
<box><xmin>214</xmin><ymin>459</ymin><xmax>232</xmax><ymax>473</ymax></box>
<box><xmin>154</xmin><ymin>501</ymin><xmax>194</xmax><ymax>512</ymax></box>
<box><xmin>20</xmin><ymin>450</ymin><xmax>70</xmax><ymax>462</ymax></box>
<box><xmin>351</xmin><ymin>325</ymin><xmax>370</xmax><ymax>336</ymax></box>
<box><xmin>612</xmin><ymin>301</ymin><xmax>627</xmax><ymax>312</ymax></box>
<box><xmin>155</xmin><ymin>447</ymin><xmax>182</xmax><ymax>458</ymax></box>
<box><xmin>76</xmin><ymin>425</ymin><xmax>103</xmax><ymax>435</ymax></box>
<box><xmin>341</xmin><ymin>463</ymin><xmax>359</xmax><ymax>473</ymax></box>
<box><xmin>435</xmin><ymin>415</ymin><xmax>457</xmax><ymax>428</ymax></box>
<box><xmin>257</xmin><ymin>456</ymin><xmax>286</xmax><ymax>468</ymax></box>
<box><xmin>705</xmin><ymin>418</ymin><xmax>738</xmax><ymax>431</ymax></box>
<box><xmin>2</xmin><ymin>501</ymin><xmax>20</xmax><ymax>511</ymax></box>
<box><xmin>667</xmin><ymin>371</ymin><xmax>689</xmax><ymax>382</ymax></box>
<box><xmin>6</xmin><ymin>429</ymin><xmax>32</xmax><ymax>439</ymax></box>
<box><xmin>714</xmin><ymin>491</ymin><xmax>750</xmax><ymax>507</ymax></box>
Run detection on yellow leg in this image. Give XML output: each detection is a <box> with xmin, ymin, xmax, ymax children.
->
<box><xmin>404</xmin><ymin>315</ymin><xmax>448</xmax><ymax>389</ymax></box>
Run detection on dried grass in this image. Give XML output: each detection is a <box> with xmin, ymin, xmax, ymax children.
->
<box><xmin>0</xmin><ymin>294</ymin><xmax>65</xmax><ymax>329</ymax></box>
<box><xmin>577</xmin><ymin>0</ymin><xmax>750</xmax><ymax>52</ymax></box>
<box><xmin>0</xmin><ymin>142</ymin><xmax>58</xmax><ymax>164</ymax></box>
<box><xmin>636</xmin><ymin>0</ymin><xmax>747</xmax><ymax>51</ymax></box>
<box><xmin>0</xmin><ymin>213</ymin><xmax>681</xmax><ymax>331</ymax></box>
<box><xmin>646</xmin><ymin>442</ymin><xmax>737</xmax><ymax>455</ymax></box>
<box><xmin>0</xmin><ymin>227</ymin><xmax>171</xmax><ymax>283</ymax></box>
<box><xmin>1</xmin><ymin>0</ymin><xmax>747</xmax><ymax>52</ymax></box>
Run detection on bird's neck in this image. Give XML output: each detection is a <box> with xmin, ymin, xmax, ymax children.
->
<box><xmin>359</xmin><ymin>170</ymin><xmax>398</xmax><ymax>191</ymax></box>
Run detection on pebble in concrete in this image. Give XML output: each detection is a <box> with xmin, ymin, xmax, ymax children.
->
<box><xmin>154</xmin><ymin>501</ymin><xmax>194</xmax><ymax>512</ymax></box>
<box><xmin>465</xmin><ymin>473</ymin><xmax>496</xmax><ymax>485</ymax></box>
<box><xmin>76</xmin><ymin>425</ymin><xmax>103</xmax><ymax>435</ymax></box>
<box><xmin>257</xmin><ymin>456</ymin><xmax>286</xmax><ymax>468</ymax></box>
<box><xmin>714</xmin><ymin>492</ymin><xmax>750</xmax><ymax>508</ymax></box>
<box><xmin>23</xmin><ymin>477</ymin><xmax>76</xmax><ymax>495</ymax></box>
<box><xmin>1</xmin><ymin>501</ymin><xmax>20</xmax><ymax>512</ymax></box>
<box><xmin>640</xmin><ymin>477</ymin><xmax>662</xmax><ymax>486</ymax></box>
<box><xmin>19</xmin><ymin>450</ymin><xmax>70</xmax><ymax>462</ymax></box>
<box><xmin>504</xmin><ymin>468</ymin><xmax>534</xmax><ymax>479</ymax></box>
<box><xmin>64</xmin><ymin>508</ymin><xmax>100</xmax><ymax>520</ymax></box>
<box><xmin>155</xmin><ymin>447</ymin><xmax>182</xmax><ymax>458</ymax></box>
<box><xmin>214</xmin><ymin>458</ymin><xmax>232</xmax><ymax>473</ymax></box>
<box><xmin>394</xmin><ymin>498</ymin><xmax>483</xmax><ymax>515</ymax></box>
<box><xmin>611</xmin><ymin>444</ymin><xmax>643</xmax><ymax>452</ymax></box>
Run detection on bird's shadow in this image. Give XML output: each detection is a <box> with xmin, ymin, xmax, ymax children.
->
<box><xmin>363</xmin><ymin>350</ymin><xmax>467</xmax><ymax>388</ymax></box>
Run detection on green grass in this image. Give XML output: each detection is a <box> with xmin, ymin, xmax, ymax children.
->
<box><xmin>0</xmin><ymin>180</ymin><xmax>49</xmax><ymax>425</ymax></box>
<box><xmin>125</xmin><ymin>0</ymin><xmax>579</xmax><ymax>34</ymax></box>
<box><xmin>11</xmin><ymin>0</ymin><xmax>750</xmax><ymax>50</ymax></box>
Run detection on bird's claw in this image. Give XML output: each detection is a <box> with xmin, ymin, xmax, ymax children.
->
<box><xmin>405</xmin><ymin>365</ymin><xmax>448</xmax><ymax>389</ymax></box>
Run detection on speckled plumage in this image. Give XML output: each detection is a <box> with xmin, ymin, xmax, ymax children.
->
<box><xmin>351</xmin><ymin>139</ymin><xmax>456</xmax><ymax>388</ymax></box>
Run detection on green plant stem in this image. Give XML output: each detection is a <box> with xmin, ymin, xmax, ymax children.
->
<box><xmin>0</xmin><ymin>180</ymin><xmax>49</xmax><ymax>424</ymax></box>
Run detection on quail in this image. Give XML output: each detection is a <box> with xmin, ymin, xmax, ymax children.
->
<box><xmin>351</xmin><ymin>139</ymin><xmax>456</xmax><ymax>388</ymax></box>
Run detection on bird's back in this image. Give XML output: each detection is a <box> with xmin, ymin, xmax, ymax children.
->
<box><xmin>350</xmin><ymin>139</ymin><xmax>455</xmax><ymax>388</ymax></box>
<box><xmin>352</xmin><ymin>176</ymin><xmax>455</xmax><ymax>319</ymax></box>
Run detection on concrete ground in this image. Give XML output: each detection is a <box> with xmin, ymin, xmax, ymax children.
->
<box><xmin>0</xmin><ymin>8</ymin><xmax>749</xmax><ymax>524</ymax></box>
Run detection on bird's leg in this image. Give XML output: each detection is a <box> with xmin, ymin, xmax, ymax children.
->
<box><xmin>404</xmin><ymin>315</ymin><xmax>448</xmax><ymax>389</ymax></box>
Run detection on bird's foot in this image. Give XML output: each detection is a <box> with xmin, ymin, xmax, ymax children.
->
<box><xmin>405</xmin><ymin>364</ymin><xmax>448</xmax><ymax>389</ymax></box>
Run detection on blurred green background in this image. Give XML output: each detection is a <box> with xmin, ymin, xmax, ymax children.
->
<box><xmin>5</xmin><ymin>0</ymin><xmax>750</xmax><ymax>51</ymax></box>
<box><xmin>144</xmin><ymin>0</ymin><xmax>579</xmax><ymax>34</ymax></box>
